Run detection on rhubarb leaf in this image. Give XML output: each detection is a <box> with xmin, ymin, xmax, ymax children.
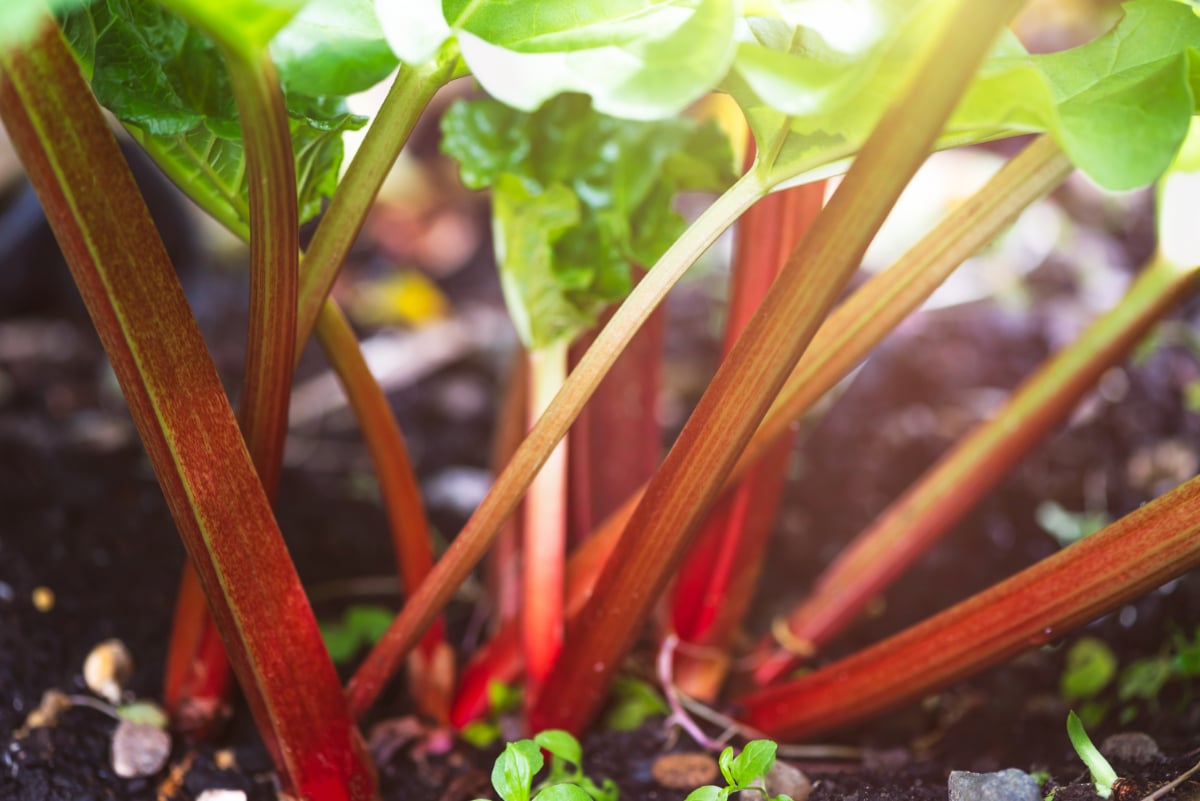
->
<box><xmin>442</xmin><ymin>93</ymin><xmax>735</xmax><ymax>348</ymax></box>
<box><xmin>729</xmin><ymin>0</ymin><xmax>1200</xmax><ymax>191</ymax></box>
<box><xmin>377</xmin><ymin>0</ymin><xmax>737</xmax><ymax>119</ymax></box>
<box><xmin>271</xmin><ymin>0</ymin><xmax>398</xmax><ymax>96</ymax></box>
<box><xmin>156</xmin><ymin>0</ymin><xmax>304</xmax><ymax>57</ymax></box>
<box><xmin>63</xmin><ymin>0</ymin><xmax>364</xmax><ymax>229</ymax></box>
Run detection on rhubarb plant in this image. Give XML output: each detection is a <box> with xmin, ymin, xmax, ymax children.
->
<box><xmin>5</xmin><ymin>1</ymin><xmax>1200</xmax><ymax>800</ymax></box>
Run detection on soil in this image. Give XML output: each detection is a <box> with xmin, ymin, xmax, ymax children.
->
<box><xmin>2</xmin><ymin>148</ymin><xmax>1199</xmax><ymax>801</ymax></box>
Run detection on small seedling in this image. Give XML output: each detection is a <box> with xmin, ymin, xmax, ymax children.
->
<box><xmin>684</xmin><ymin>740</ymin><xmax>792</xmax><ymax>801</ymax></box>
<box><xmin>319</xmin><ymin>605</ymin><xmax>395</xmax><ymax>665</ymax></box>
<box><xmin>461</xmin><ymin>681</ymin><xmax>523</xmax><ymax>748</ymax></box>
<box><xmin>604</xmin><ymin>677</ymin><xmax>669</xmax><ymax>732</ymax></box>
<box><xmin>1066</xmin><ymin>710</ymin><xmax>1119</xmax><ymax>799</ymax></box>
<box><xmin>475</xmin><ymin>730</ymin><xmax>617</xmax><ymax>801</ymax></box>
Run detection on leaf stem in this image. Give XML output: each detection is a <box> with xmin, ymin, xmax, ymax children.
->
<box><xmin>296</xmin><ymin>52</ymin><xmax>458</xmax><ymax>352</ymax></box>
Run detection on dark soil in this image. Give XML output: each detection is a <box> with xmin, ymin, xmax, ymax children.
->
<box><xmin>2</xmin><ymin>152</ymin><xmax>1199</xmax><ymax>801</ymax></box>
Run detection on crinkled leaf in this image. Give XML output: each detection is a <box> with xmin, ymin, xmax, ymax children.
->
<box><xmin>442</xmin><ymin>93</ymin><xmax>734</xmax><ymax>348</ymax></box>
<box><xmin>271</xmin><ymin>0</ymin><xmax>398</xmax><ymax>96</ymax></box>
<box><xmin>379</xmin><ymin>0</ymin><xmax>737</xmax><ymax>120</ymax></box>
<box><xmin>490</xmin><ymin>175</ymin><xmax>584</xmax><ymax>347</ymax></box>
<box><xmin>534</xmin><ymin>729</ymin><xmax>582</xmax><ymax>767</ymax></box>
<box><xmin>64</xmin><ymin>0</ymin><xmax>364</xmax><ymax>229</ymax></box>
<box><xmin>729</xmin><ymin>740</ymin><xmax>777</xmax><ymax>787</ymax></box>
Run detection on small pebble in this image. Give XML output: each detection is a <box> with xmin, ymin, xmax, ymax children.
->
<box><xmin>84</xmin><ymin>638</ymin><xmax>134</xmax><ymax>703</ymax></box>
<box><xmin>31</xmin><ymin>586</ymin><xmax>54</xmax><ymax>612</ymax></box>
<box><xmin>1101</xmin><ymin>732</ymin><xmax>1162</xmax><ymax>765</ymax></box>
<box><xmin>760</xmin><ymin>759</ymin><xmax>812</xmax><ymax>801</ymax></box>
<box><xmin>214</xmin><ymin>749</ymin><xmax>237</xmax><ymax>770</ymax></box>
<box><xmin>196</xmin><ymin>790</ymin><xmax>248</xmax><ymax>801</ymax></box>
<box><xmin>111</xmin><ymin>719</ymin><xmax>171</xmax><ymax>778</ymax></box>
<box><xmin>948</xmin><ymin>769</ymin><xmax>1041</xmax><ymax>801</ymax></box>
<box><xmin>651</xmin><ymin>752</ymin><xmax>719</xmax><ymax>789</ymax></box>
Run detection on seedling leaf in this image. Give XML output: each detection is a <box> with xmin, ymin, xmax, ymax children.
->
<box><xmin>730</xmin><ymin>740</ymin><xmax>777</xmax><ymax>788</ymax></box>
<box><xmin>535</xmin><ymin>786</ymin><xmax>593</xmax><ymax>801</ymax></box>
<box><xmin>604</xmin><ymin>677</ymin><xmax>669</xmax><ymax>731</ymax></box>
<box><xmin>1067</xmin><ymin>710</ymin><xmax>1119</xmax><ymax>798</ymax></box>
<box><xmin>718</xmin><ymin>746</ymin><xmax>736</xmax><ymax>787</ymax></box>
<box><xmin>1061</xmin><ymin>637</ymin><xmax>1118</xmax><ymax>701</ymax></box>
<box><xmin>683</xmin><ymin>786</ymin><xmax>726</xmax><ymax>801</ymax></box>
<box><xmin>535</xmin><ymin>729</ymin><xmax>582</xmax><ymax>768</ymax></box>
<box><xmin>493</xmin><ymin>740</ymin><xmax>544</xmax><ymax>801</ymax></box>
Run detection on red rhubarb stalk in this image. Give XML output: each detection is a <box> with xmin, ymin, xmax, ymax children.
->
<box><xmin>670</xmin><ymin>176</ymin><xmax>824</xmax><ymax>700</ymax></box>
<box><xmin>752</xmin><ymin>254</ymin><xmax>1199</xmax><ymax>685</ymax></box>
<box><xmin>529</xmin><ymin>0</ymin><xmax>1028</xmax><ymax>735</ymax></box>
<box><xmin>316</xmin><ymin>299</ymin><xmax>454</xmax><ymax>721</ymax></box>
<box><xmin>735</xmin><ymin>447</ymin><xmax>1200</xmax><ymax>738</ymax></box>
<box><xmin>0</xmin><ymin>22</ymin><xmax>375</xmax><ymax>799</ymax></box>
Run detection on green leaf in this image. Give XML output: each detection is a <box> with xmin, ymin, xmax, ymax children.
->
<box><xmin>729</xmin><ymin>740</ymin><xmax>777</xmax><ymax>788</ymax></box>
<box><xmin>728</xmin><ymin>0</ymin><xmax>1200</xmax><ymax>192</ymax></box>
<box><xmin>534</xmin><ymin>786</ymin><xmax>593</xmax><ymax>801</ymax></box>
<box><xmin>684</xmin><ymin>786</ymin><xmax>726</xmax><ymax>801</ymax></box>
<box><xmin>487</xmin><ymin>680</ymin><xmax>523</xmax><ymax>713</ymax></box>
<box><xmin>116</xmin><ymin>701</ymin><xmax>169</xmax><ymax>727</ymax></box>
<box><xmin>441</xmin><ymin>93</ymin><xmax>734</xmax><ymax>348</ymax></box>
<box><xmin>461</xmin><ymin>720</ymin><xmax>502</xmax><ymax>748</ymax></box>
<box><xmin>1173</xmin><ymin>627</ymin><xmax>1200</xmax><ymax>675</ymax></box>
<box><xmin>156</xmin><ymin>0</ymin><xmax>304</xmax><ymax>56</ymax></box>
<box><xmin>490</xmin><ymin>174</ymin><xmax>584</xmax><ymax>348</ymax></box>
<box><xmin>1036</xmin><ymin>501</ymin><xmax>1110</xmax><ymax>548</ymax></box>
<box><xmin>344</xmin><ymin>604</ymin><xmax>395</xmax><ymax>642</ymax></box>
<box><xmin>320</xmin><ymin>619</ymin><xmax>361</xmax><ymax>664</ymax></box>
<box><xmin>271</xmin><ymin>0</ymin><xmax>398</xmax><ymax>96</ymax></box>
<box><xmin>604</xmin><ymin>677</ymin><xmax>669</xmax><ymax>731</ymax></box>
<box><xmin>1118</xmin><ymin>657</ymin><xmax>1172</xmax><ymax>702</ymax></box>
<box><xmin>379</xmin><ymin>0</ymin><xmax>737</xmax><ymax>119</ymax></box>
<box><xmin>65</xmin><ymin>0</ymin><xmax>364</xmax><ymax>230</ymax></box>
<box><xmin>1061</xmin><ymin>637</ymin><xmax>1118</xmax><ymax>701</ymax></box>
<box><xmin>493</xmin><ymin>740</ymin><xmax>544</xmax><ymax>801</ymax></box>
<box><xmin>1067</xmin><ymin>710</ymin><xmax>1119</xmax><ymax>798</ymax></box>
<box><xmin>717</xmin><ymin>746</ymin><xmax>736</xmax><ymax>787</ymax></box>
<box><xmin>534</xmin><ymin>730</ymin><xmax>582</xmax><ymax>768</ymax></box>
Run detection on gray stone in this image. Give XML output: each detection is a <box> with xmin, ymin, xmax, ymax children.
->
<box><xmin>948</xmin><ymin>769</ymin><xmax>1041</xmax><ymax>801</ymax></box>
<box><xmin>1101</xmin><ymin>731</ymin><xmax>1162</xmax><ymax>764</ymax></box>
<box><xmin>110</xmin><ymin>719</ymin><xmax>170</xmax><ymax>778</ymax></box>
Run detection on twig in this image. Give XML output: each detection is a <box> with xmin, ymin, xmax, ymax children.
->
<box><xmin>1137</xmin><ymin>754</ymin><xmax>1200</xmax><ymax>801</ymax></box>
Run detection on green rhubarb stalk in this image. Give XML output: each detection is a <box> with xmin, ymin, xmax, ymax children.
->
<box><xmin>529</xmin><ymin>0</ymin><xmax>1029</xmax><ymax>735</ymax></box>
<box><xmin>0</xmin><ymin>21</ymin><xmax>376</xmax><ymax>799</ymax></box>
<box><xmin>296</xmin><ymin>51</ymin><xmax>459</xmax><ymax>352</ymax></box>
<box><xmin>735</xmin><ymin>395</ymin><xmax>1200</xmax><ymax>737</ymax></box>
<box><xmin>753</xmin><ymin>254</ymin><xmax>1197</xmax><ymax>686</ymax></box>
<box><xmin>449</xmin><ymin>133</ymin><xmax>1068</xmax><ymax>726</ymax></box>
